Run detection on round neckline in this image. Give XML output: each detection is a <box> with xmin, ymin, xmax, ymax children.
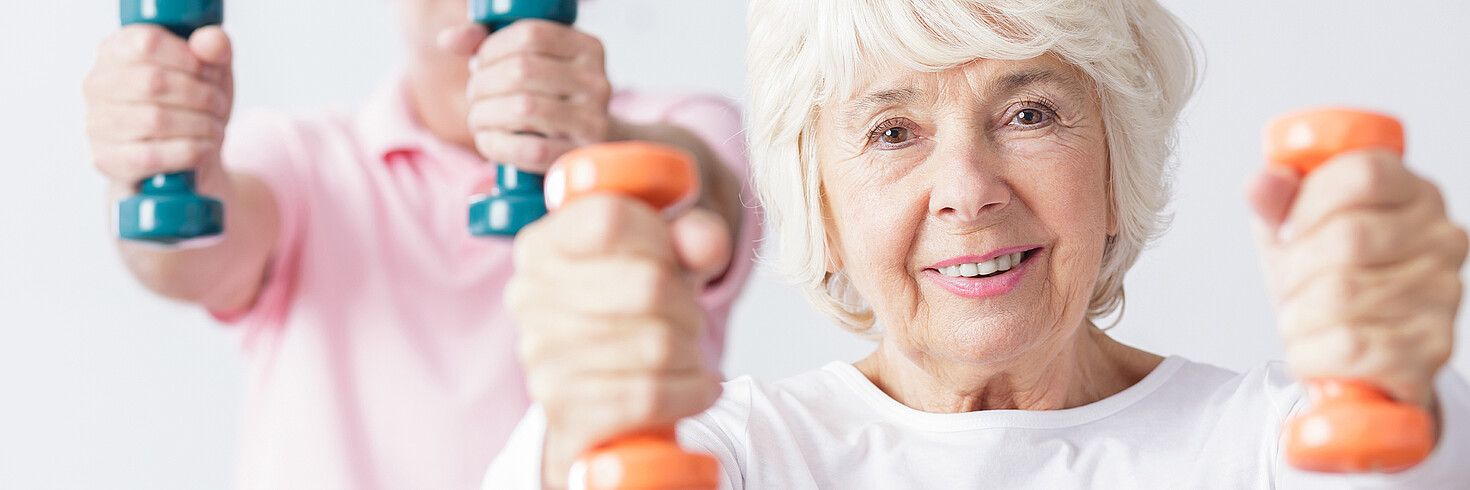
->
<box><xmin>823</xmin><ymin>355</ymin><xmax>1187</xmax><ymax>432</ymax></box>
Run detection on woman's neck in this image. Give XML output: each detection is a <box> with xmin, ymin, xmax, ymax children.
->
<box><xmin>854</xmin><ymin>323</ymin><xmax>1161</xmax><ymax>413</ymax></box>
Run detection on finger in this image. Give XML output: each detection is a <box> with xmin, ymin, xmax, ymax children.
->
<box><xmin>87</xmin><ymin>103</ymin><xmax>224</xmax><ymax>142</ymax></box>
<box><xmin>1283</xmin><ymin>149</ymin><xmax>1419</xmax><ymax>241</ymax></box>
<box><xmin>437</xmin><ymin>22</ymin><xmax>490</xmax><ymax>57</ymax></box>
<box><xmin>1278</xmin><ymin>259</ymin><xmax>1461</xmax><ymax>341</ymax></box>
<box><xmin>474</xmin><ymin>20</ymin><xmax>603</xmax><ymax>69</ymax></box>
<box><xmin>1278</xmin><ymin>200</ymin><xmax>1456</xmax><ymax>287</ymax></box>
<box><xmin>99</xmin><ymin>24</ymin><xmax>203</xmax><ymax>74</ymax></box>
<box><xmin>516</xmin><ymin>195</ymin><xmax>677</xmax><ymax>263</ymax></box>
<box><xmin>518</xmin><ymin>318</ymin><xmax>706</xmax><ymax>375</ymax></box>
<box><xmin>1284</xmin><ymin>312</ymin><xmax>1451</xmax><ymax>407</ymax></box>
<box><xmin>473</xmin><ymin>130</ymin><xmax>577</xmax><ymax>172</ymax></box>
<box><xmin>89</xmin><ymin>138</ymin><xmax>219</xmax><ymax>183</ymax></box>
<box><xmin>669</xmin><ymin>207</ymin><xmax>733</xmax><ymax>288</ymax></box>
<box><xmin>468</xmin><ymin>54</ymin><xmax>606</xmax><ymax>102</ymax></box>
<box><xmin>84</xmin><ymin>65</ymin><xmax>230</xmax><ymax>116</ymax></box>
<box><xmin>537</xmin><ymin>371</ymin><xmax>722</xmax><ymax>449</ymax></box>
<box><xmin>469</xmin><ymin>93</ymin><xmax>603</xmax><ymax>141</ymax></box>
<box><xmin>1246</xmin><ymin>165</ymin><xmax>1301</xmax><ymax>241</ymax></box>
<box><xmin>515</xmin><ymin>259</ymin><xmax>705</xmax><ymax>323</ymax></box>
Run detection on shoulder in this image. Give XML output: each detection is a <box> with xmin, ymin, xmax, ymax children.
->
<box><xmin>1149</xmin><ymin>357</ymin><xmax>1302</xmax><ymax>419</ymax></box>
<box><xmin>610</xmin><ymin>91</ymin><xmax>742</xmax><ymax>126</ymax></box>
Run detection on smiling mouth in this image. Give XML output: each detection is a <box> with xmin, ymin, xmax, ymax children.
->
<box><xmin>930</xmin><ymin>249</ymin><xmax>1036</xmax><ymax>278</ymax></box>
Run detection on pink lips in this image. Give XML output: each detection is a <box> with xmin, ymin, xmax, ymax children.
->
<box><xmin>924</xmin><ymin>247</ymin><xmax>1041</xmax><ymax>299</ymax></box>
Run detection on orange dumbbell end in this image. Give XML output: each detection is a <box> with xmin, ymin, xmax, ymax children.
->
<box><xmin>546</xmin><ymin>142</ymin><xmax>701</xmax><ymax>216</ymax></box>
<box><xmin>578</xmin><ymin>429</ymin><xmax>720</xmax><ymax>490</ymax></box>
<box><xmin>1283</xmin><ymin>380</ymin><xmax>1433</xmax><ymax>473</ymax></box>
<box><xmin>1264</xmin><ymin>108</ymin><xmax>1404</xmax><ymax>175</ymax></box>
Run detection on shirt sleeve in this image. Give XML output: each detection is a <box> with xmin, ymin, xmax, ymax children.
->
<box><xmin>205</xmin><ymin>110</ymin><xmax>310</xmax><ymax>339</ymax></box>
<box><xmin>1273</xmin><ymin>368</ymin><xmax>1470</xmax><ymax>489</ymax></box>
<box><xmin>610</xmin><ymin>93</ymin><xmax>762</xmax><ymax>372</ymax></box>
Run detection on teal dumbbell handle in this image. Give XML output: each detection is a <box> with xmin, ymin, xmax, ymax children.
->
<box><xmin>116</xmin><ymin>0</ymin><xmax>225</xmax><ymax>244</ymax></box>
<box><xmin>466</xmin><ymin>0</ymin><xmax>578</xmax><ymax>237</ymax></box>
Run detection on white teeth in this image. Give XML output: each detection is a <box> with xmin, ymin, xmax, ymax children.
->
<box><xmin>937</xmin><ymin>251</ymin><xmax>1027</xmax><ymax>278</ymax></box>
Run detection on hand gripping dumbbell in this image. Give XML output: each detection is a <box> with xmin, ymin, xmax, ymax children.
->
<box><xmin>1265</xmin><ymin>108</ymin><xmax>1435</xmax><ymax>473</ymax></box>
<box><xmin>544</xmin><ymin>142</ymin><xmax>718</xmax><ymax>490</ymax></box>
<box><xmin>465</xmin><ymin>0</ymin><xmax>578</xmax><ymax>237</ymax></box>
<box><xmin>116</xmin><ymin>0</ymin><xmax>225</xmax><ymax>245</ymax></box>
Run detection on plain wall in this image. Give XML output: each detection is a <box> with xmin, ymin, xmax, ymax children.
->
<box><xmin>1</xmin><ymin>1</ymin><xmax>1466</xmax><ymax>488</ymax></box>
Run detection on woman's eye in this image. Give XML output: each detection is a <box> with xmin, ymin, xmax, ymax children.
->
<box><xmin>1012</xmin><ymin>108</ymin><xmax>1050</xmax><ymax>126</ymax></box>
<box><xmin>881</xmin><ymin>126</ymin><xmax>910</xmax><ymax>144</ymax></box>
<box><xmin>868</xmin><ymin>118</ymin><xmax>919</xmax><ymax>148</ymax></box>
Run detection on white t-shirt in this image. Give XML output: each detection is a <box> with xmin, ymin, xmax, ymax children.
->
<box><xmin>484</xmin><ymin>356</ymin><xmax>1470</xmax><ymax>489</ymax></box>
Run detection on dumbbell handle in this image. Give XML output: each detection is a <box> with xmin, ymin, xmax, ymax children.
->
<box><xmin>546</xmin><ymin>142</ymin><xmax>717</xmax><ymax>490</ymax></box>
<box><xmin>1264</xmin><ymin>108</ymin><xmax>1434</xmax><ymax>473</ymax></box>
<box><xmin>116</xmin><ymin>0</ymin><xmax>225</xmax><ymax>245</ymax></box>
<box><xmin>466</xmin><ymin>0</ymin><xmax>578</xmax><ymax>236</ymax></box>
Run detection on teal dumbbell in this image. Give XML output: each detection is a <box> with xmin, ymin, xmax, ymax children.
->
<box><xmin>466</xmin><ymin>0</ymin><xmax>578</xmax><ymax>237</ymax></box>
<box><xmin>116</xmin><ymin>0</ymin><xmax>225</xmax><ymax>245</ymax></box>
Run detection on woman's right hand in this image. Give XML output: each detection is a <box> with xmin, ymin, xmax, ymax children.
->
<box><xmin>84</xmin><ymin>24</ymin><xmax>234</xmax><ymax>198</ymax></box>
<box><xmin>506</xmin><ymin>195</ymin><xmax>729</xmax><ymax>489</ymax></box>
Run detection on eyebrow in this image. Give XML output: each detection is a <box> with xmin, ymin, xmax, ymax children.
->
<box><xmin>840</xmin><ymin>87</ymin><xmax>922</xmax><ymax>125</ymax></box>
<box><xmin>995</xmin><ymin>68</ymin><xmax>1074</xmax><ymax>96</ymax></box>
<box><xmin>835</xmin><ymin>66</ymin><xmax>1086</xmax><ymax>131</ymax></box>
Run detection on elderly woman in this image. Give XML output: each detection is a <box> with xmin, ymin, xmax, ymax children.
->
<box><xmin>485</xmin><ymin>0</ymin><xmax>1470</xmax><ymax>488</ymax></box>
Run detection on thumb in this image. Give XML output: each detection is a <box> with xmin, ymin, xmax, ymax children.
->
<box><xmin>1247</xmin><ymin>165</ymin><xmax>1302</xmax><ymax>243</ymax></box>
<box><xmin>668</xmin><ymin>207</ymin><xmax>733</xmax><ymax>289</ymax></box>
<box><xmin>188</xmin><ymin>26</ymin><xmax>232</xmax><ymax>68</ymax></box>
<box><xmin>437</xmin><ymin>23</ymin><xmax>491</xmax><ymax>58</ymax></box>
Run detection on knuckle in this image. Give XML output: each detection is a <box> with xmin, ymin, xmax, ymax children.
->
<box><xmin>584</xmin><ymin>35</ymin><xmax>606</xmax><ymax>61</ymax></box>
<box><xmin>141</xmin><ymin>66</ymin><xmax>170</xmax><ymax>96</ymax></box>
<box><xmin>508</xmin><ymin>55</ymin><xmax>537</xmax><ymax>82</ymax></box>
<box><xmin>513</xmin><ymin>94</ymin><xmax>538</xmax><ymax>117</ymax></box>
<box><xmin>625</xmin><ymin>374</ymin><xmax>663</xmax><ymax>423</ymax></box>
<box><xmin>138</xmin><ymin>105</ymin><xmax>169</xmax><ymax>133</ymax></box>
<box><xmin>1333</xmin><ymin>218</ymin><xmax>1375</xmax><ymax>264</ymax></box>
<box><xmin>132</xmin><ymin>27</ymin><xmax>168</xmax><ymax>58</ymax></box>
<box><xmin>638</xmin><ymin>326</ymin><xmax>678</xmax><ymax>370</ymax></box>
<box><xmin>1353</xmin><ymin>153</ymin><xmax>1399</xmax><ymax>197</ymax></box>
<box><xmin>520</xmin><ymin>139</ymin><xmax>550</xmax><ymax>166</ymax></box>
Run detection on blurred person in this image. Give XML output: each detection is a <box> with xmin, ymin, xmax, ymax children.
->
<box><xmin>82</xmin><ymin>1</ymin><xmax>758</xmax><ymax>488</ymax></box>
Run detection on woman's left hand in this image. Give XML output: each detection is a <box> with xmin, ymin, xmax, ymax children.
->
<box><xmin>442</xmin><ymin>20</ymin><xmax>616</xmax><ymax>171</ymax></box>
<box><xmin>1249</xmin><ymin>149</ymin><xmax>1468</xmax><ymax>412</ymax></box>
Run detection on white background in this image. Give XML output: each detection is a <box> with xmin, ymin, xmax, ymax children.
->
<box><xmin>1</xmin><ymin>1</ymin><xmax>1467</xmax><ymax>488</ymax></box>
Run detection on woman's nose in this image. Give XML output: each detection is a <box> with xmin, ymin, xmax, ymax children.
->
<box><xmin>927</xmin><ymin>141</ymin><xmax>1011</xmax><ymax>227</ymax></box>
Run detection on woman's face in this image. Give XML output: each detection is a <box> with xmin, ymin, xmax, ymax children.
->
<box><xmin>817</xmin><ymin>55</ymin><xmax>1112</xmax><ymax>366</ymax></box>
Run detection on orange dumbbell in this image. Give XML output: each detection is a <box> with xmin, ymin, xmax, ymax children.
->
<box><xmin>545</xmin><ymin>141</ymin><xmax>719</xmax><ymax>490</ymax></box>
<box><xmin>1264</xmin><ymin>108</ymin><xmax>1434</xmax><ymax>473</ymax></box>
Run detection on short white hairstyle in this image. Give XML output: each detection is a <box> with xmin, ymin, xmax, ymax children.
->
<box><xmin>745</xmin><ymin>0</ymin><xmax>1199</xmax><ymax>337</ymax></box>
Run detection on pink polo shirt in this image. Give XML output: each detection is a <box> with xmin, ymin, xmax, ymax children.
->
<box><xmin>215</xmin><ymin>78</ymin><xmax>758</xmax><ymax>490</ymax></box>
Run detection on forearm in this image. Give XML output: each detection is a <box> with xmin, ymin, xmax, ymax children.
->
<box><xmin>111</xmin><ymin>171</ymin><xmax>279</xmax><ymax>312</ymax></box>
<box><xmin>609</xmin><ymin>119</ymin><xmax>744</xmax><ymax>248</ymax></box>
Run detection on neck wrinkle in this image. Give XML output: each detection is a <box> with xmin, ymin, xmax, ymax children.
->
<box><xmin>857</xmin><ymin>322</ymin><xmax>1159</xmax><ymax>413</ymax></box>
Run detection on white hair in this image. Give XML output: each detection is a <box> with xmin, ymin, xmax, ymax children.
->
<box><xmin>745</xmin><ymin>0</ymin><xmax>1199</xmax><ymax>337</ymax></box>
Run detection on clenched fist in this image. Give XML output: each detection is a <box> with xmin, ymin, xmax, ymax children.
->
<box><xmin>505</xmin><ymin>195</ymin><xmax>730</xmax><ymax>489</ymax></box>
<box><xmin>84</xmin><ymin>24</ymin><xmax>234</xmax><ymax>199</ymax></box>
<box><xmin>1251</xmin><ymin>150</ymin><xmax>1468</xmax><ymax>414</ymax></box>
